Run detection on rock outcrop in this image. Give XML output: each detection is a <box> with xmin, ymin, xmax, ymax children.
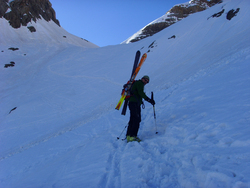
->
<box><xmin>0</xmin><ymin>0</ymin><xmax>60</xmax><ymax>29</ymax></box>
<box><xmin>127</xmin><ymin>0</ymin><xmax>222</xmax><ymax>43</ymax></box>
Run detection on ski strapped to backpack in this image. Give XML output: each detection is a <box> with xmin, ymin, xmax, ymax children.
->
<box><xmin>120</xmin><ymin>51</ymin><xmax>141</xmax><ymax>115</ymax></box>
<box><xmin>121</xmin><ymin>80</ymin><xmax>135</xmax><ymax>115</ymax></box>
<box><xmin>115</xmin><ymin>51</ymin><xmax>147</xmax><ymax>113</ymax></box>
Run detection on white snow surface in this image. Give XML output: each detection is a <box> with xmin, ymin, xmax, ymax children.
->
<box><xmin>0</xmin><ymin>18</ymin><xmax>98</xmax><ymax>48</ymax></box>
<box><xmin>1</xmin><ymin>0</ymin><xmax>250</xmax><ymax>187</ymax></box>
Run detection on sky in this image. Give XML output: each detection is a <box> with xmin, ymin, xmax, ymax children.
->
<box><xmin>50</xmin><ymin>0</ymin><xmax>188</xmax><ymax>47</ymax></box>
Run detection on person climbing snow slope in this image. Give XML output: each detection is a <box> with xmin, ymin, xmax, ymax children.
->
<box><xmin>126</xmin><ymin>75</ymin><xmax>155</xmax><ymax>142</ymax></box>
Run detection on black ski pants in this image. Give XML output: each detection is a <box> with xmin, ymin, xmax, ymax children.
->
<box><xmin>126</xmin><ymin>102</ymin><xmax>141</xmax><ymax>137</ymax></box>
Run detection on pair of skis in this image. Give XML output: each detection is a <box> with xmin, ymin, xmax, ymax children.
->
<box><xmin>115</xmin><ymin>50</ymin><xmax>147</xmax><ymax>115</ymax></box>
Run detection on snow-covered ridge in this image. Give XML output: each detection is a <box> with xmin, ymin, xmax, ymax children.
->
<box><xmin>123</xmin><ymin>0</ymin><xmax>221</xmax><ymax>44</ymax></box>
<box><xmin>0</xmin><ymin>18</ymin><xmax>98</xmax><ymax>48</ymax></box>
<box><xmin>1</xmin><ymin>0</ymin><xmax>60</xmax><ymax>28</ymax></box>
<box><xmin>0</xmin><ymin>0</ymin><xmax>98</xmax><ymax>48</ymax></box>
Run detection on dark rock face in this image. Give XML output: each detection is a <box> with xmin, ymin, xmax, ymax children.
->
<box><xmin>4</xmin><ymin>61</ymin><xmax>15</xmax><ymax>68</ymax></box>
<box><xmin>209</xmin><ymin>9</ymin><xmax>225</xmax><ymax>19</ymax></box>
<box><xmin>226</xmin><ymin>8</ymin><xmax>240</xmax><ymax>20</ymax></box>
<box><xmin>27</xmin><ymin>26</ymin><xmax>36</xmax><ymax>32</ymax></box>
<box><xmin>1</xmin><ymin>0</ymin><xmax>60</xmax><ymax>29</ymax></box>
<box><xmin>0</xmin><ymin>0</ymin><xmax>9</xmax><ymax>18</ymax></box>
<box><xmin>129</xmin><ymin>0</ymin><xmax>222</xmax><ymax>43</ymax></box>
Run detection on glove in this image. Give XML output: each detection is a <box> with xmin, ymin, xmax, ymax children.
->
<box><xmin>150</xmin><ymin>99</ymin><xmax>155</xmax><ymax>105</ymax></box>
<box><xmin>145</xmin><ymin>97</ymin><xmax>155</xmax><ymax>105</ymax></box>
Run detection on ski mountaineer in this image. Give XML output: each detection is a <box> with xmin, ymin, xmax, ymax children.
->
<box><xmin>126</xmin><ymin>75</ymin><xmax>155</xmax><ymax>142</ymax></box>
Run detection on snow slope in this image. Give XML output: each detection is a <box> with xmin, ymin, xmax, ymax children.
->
<box><xmin>0</xmin><ymin>18</ymin><xmax>98</xmax><ymax>48</ymax></box>
<box><xmin>0</xmin><ymin>0</ymin><xmax>250</xmax><ymax>187</ymax></box>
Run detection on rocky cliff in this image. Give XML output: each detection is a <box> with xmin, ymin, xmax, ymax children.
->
<box><xmin>125</xmin><ymin>0</ymin><xmax>222</xmax><ymax>43</ymax></box>
<box><xmin>0</xmin><ymin>0</ymin><xmax>60</xmax><ymax>29</ymax></box>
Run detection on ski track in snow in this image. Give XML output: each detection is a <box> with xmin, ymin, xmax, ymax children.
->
<box><xmin>99</xmin><ymin>141</ymin><xmax>123</xmax><ymax>188</ymax></box>
<box><xmin>0</xmin><ymin>103</ymin><xmax>115</xmax><ymax>162</ymax></box>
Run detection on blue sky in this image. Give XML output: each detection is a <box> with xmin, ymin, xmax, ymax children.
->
<box><xmin>50</xmin><ymin>0</ymin><xmax>188</xmax><ymax>47</ymax></box>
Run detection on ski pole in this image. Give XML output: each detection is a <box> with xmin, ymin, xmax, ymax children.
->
<box><xmin>117</xmin><ymin>124</ymin><xmax>127</xmax><ymax>139</ymax></box>
<box><xmin>153</xmin><ymin>106</ymin><xmax>158</xmax><ymax>134</ymax></box>
<box><xmin>151</xmin><ymin>92</ymin><xmax>158</xmax><ymax>134</ymax></box>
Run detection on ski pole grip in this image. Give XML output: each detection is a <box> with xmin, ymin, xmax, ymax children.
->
<box><xmin>151</xmin><ymin>92</ymin><xmax>154</xmax><ymax>100</ymax></box>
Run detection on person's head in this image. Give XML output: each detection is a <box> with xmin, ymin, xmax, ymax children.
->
<box><xmin>142</xmin><ymin>75</ymin><xmax>149</xmax><ymax>85</ymax></box>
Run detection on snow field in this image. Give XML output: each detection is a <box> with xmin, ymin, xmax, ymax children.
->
<box><xmin>0</xmin><ymin>0</ymin><xmax>250</xmax><ymax>187</ymax></box>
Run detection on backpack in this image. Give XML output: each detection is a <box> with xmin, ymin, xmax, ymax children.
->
<box><xmin>121</xmin><ymin>80</ymin><xmax>136</xmax><ymax>99</ymax></box>
<box><xmin>120</xmin><ymin>80</ymin><xmax>136</xmax><ymax>115</ymax></box>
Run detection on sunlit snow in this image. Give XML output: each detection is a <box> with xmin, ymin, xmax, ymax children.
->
<box><xmin>0</xmin><ymin>0</ymin><xmax>250</xmax><ymax>187</ymax></box>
